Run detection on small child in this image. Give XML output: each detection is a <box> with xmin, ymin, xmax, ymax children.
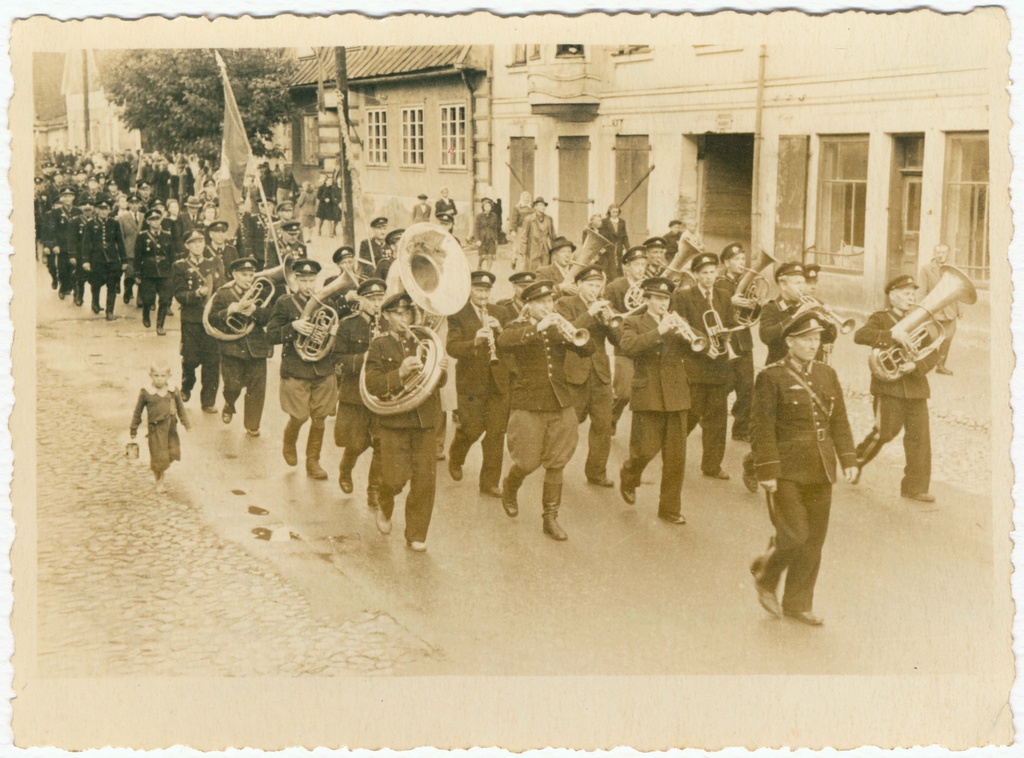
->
<box><xmin>130</xmin><ymin>360</ymin><xmax>190</xmax><ymax>493</ymax></box>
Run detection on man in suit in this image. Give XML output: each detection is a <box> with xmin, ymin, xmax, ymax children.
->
<box><xmin>334</xmin><ymin>278</ymin><xmax>388</xmax><ymax>508</ymax></box>
<box><xmin>672</xmin><ymin>252</ymin><xmax>735</xmax><ymax>480</ymax></box>
<box><xmin>360</xmin><ymin>216</ymin><xmax>389</xmax><ymax>267</ymax></box>
<box><xmin>206</xmin><ymin>257</ymin><xmax>275</xmax><ymax>436</ymax></box>
<box><xmin>536</xmin><ymin>236</ymin><xmax>579</xmax><ymax>296</ymax></box>
<box><xmin>555</xmin><ymin>265</ymin><xmax>620</xmax><ymax>488</ymax></box>
<box><xmin>918</xmin><ymin>244</ymin><xmax>963</xmax><ymax>375</ymax></box>
<box><xmin>135</xmin><ymin>208</ymin><xmax>176</xmax><ymax>333</ymax></box>
<box><xmin>171</xmin><ymin>230</ymin><xmax>225</xmax><ymax>411</ymax></box>
<box><xmin>434</xmin><ymin>187</ymin><xmax>457</xmax><ymax>222</ymax></box>
<box><xmin>617</xmin><ymin>276</ymin><xmax>691</xmax><ymax>524</ymax></box>
<box><xmin>117</xmin><ymin>192</ymin><xmax>145</xmax><ymax>304</ymax></box>
<box><xmin>363</xmin><ymin>292</ymin><xmax>448</xmax><ymax>552</ymax></box>
<box><xmin>715</xmin><ymin>243</ymin><xmax>756</xmax><ymax>442</ymax></box>
<box><xmin>81</xmin><ymin>198</ymin><xmax>127</xmax><ymax>320</ymax></box>
<box><xmin>606</xmin><ymin>246</ymin><xmax>650</xmax><ymax>430</ymax></box>
<box><xmin>266</xmin><ymin>258</ymin><xmax>339</xmax><ymax>480</ymax></box>
<box><xmin>181</xmin><ymin>195</ymin><xmax>203</xmax><ymax>233</ymax></box>
<box><xmin>496</xmin><ymin>280</ymin><xmax>596</xmax><ymax>541</ymax></box>
<box><xmin>852</xmin><ymin>274</ymin><xmax>939</xmax><ymax>503</ymax></box>
<box><xmin>446</xmin><ymin>270</ymin><xmax>510</xmax><ymax>498</ymax></box>
<box><xmin>412</xmin><ymin>193</ymin><xmax>432</xmax><ymax>223</ymax></box>
<box><xmin>749</xmin><ymin>311</ymin><xmax>858</xmax><ymax>626</ymax></box>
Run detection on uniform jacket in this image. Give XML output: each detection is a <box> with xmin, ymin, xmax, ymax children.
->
<box><xmin>751</xmin><ymin>358</ymin><xmax>857</xmax><ymax>485</ymax></box>
<box><xmin>206</xmin><ymin>242</ymin><xmax>240</xmax><ymax>273</ymax></box>
<box><xmin>43</xmin><ymin>205</ymin><xmax>81</xmax><ymax>255</ymax></box>
<box><xmin>135</xmin><ymin>227</ymin><xmax>176</xmax><ymax>279</ymax></box>
<box><xmin>671</xmin><ymin>284</ymin><xmax>735</xmax><ymax>385</ymax></box>
<box><xmin>117</xmin><ymin>209</ymin><xmax>144</xmax><ymax>262</ymax></box>
<box><xmin>496</xmin><ymin>315</ymin><xmax>595</xmax><ymax>412</ymax></box>
<box><xmin>854</xmin><ymin>309</ymin><xmax>938</xmax><ymax>399</ymax></box>
<box><xmin>554</xmin><ymin>294</ymin><xmax>618</xmax><ymax>385</ymax></box>
<box><xmin>363</xmin><ymin>329</ymin><xmax>445</xmax><ymax>430</ymax></box>
<box><xmin>358</xmin><ymin>238</ymin><xmax>387</xmax><ymax>267</ymax></box>
<box><xmin>334</xmin><ymin>311</ymin><xmax>387</xmax><ymax>405</ymax></box>
<box><xmin>171</xmin><ymin>255</ymin><xmax>225</xmax><ymax>323</ymax></box>
<box><xmin>446</xmin><ymin>300</ymin><xmax>509</xmax><ymax>397</ymax></box>
<box><xmin>81</xmin><ymin>216</ymin><xmax>126</xmax><ymax>267</ymax></box>
<box><xmin>264</xmin><ymin>238</ymin><xmax>306</xmax><ymax>271</ymax></box>
<box><xmin>618</xmin><ymin>312</ymin><xmax>691</xmax><ymax>412</ymax></box>
<box><xmin>207</xmin><ymin>283</ymin><xmax>274</xmax><ymax>360</ymax></box>
<box><xmin>266</xmin><ymin>292</ymin><xmax>337</xmax><ymax>379</ymax></box>
<box><xmin>759</xmin><ymin>297</ymin><xmax>801</xmax><ymax>365</ymax></box>
<box><xmin>714</xmin><ymin>273</ymin><xmax>754</xmax><ymax>355</ymax></box>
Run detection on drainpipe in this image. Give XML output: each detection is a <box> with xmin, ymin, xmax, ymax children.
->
<box><xmin>751</xmin><ymin>44</ymin><xmax>766</xmax><ymax>254</ymax></box>
<box><xmin>460</xmin><ymin>68</ymin><xmax>477</xmax><ymax>229</ymax></box>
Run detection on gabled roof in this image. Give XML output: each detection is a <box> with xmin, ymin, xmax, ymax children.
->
<box><xmin>292</xmin><ymin>45</ymin><xmax>480</xmax><ymax>88</ymax></box>
<box><xmin>33</xmin><ymin>52</ymin><xmax>67</xmax><ymax>123</ymax></box>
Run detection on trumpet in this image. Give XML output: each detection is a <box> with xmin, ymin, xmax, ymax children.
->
<box><xmin>581</xmin><ymin>293</ymin><xmax>623</xmax><ymax>330</ymax></box>
<box><xmin>545</xmin><ymin>313</ymin><xmax>590</xmax><ymax>347</ymax></box>
<box><xmin>799</xmin><ymin>295</ymin><xmax>856</xmax><ymax>334</ymax></box>
<box><xmin>661</xmin><ymin>311</ymin><xmax>710</xmax><ymax>353</ymax></box>
<box><xmin>481</xmin><ymin>304</ymin><xmax>499</xmax><ymax>364</ymax></box>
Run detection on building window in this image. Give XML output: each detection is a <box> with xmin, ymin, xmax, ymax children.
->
<box><xmin>529</xmin><ymin>45</ymin><xmax>541</xmax><ymax>60</ymax></box>
<box><xmin>815</xmin><ymin>136</ymin><xmax>869</xmax><ymax>271</ymax></box>
<box><xmin>440</xmin><ymin>104</ymin><xmax>467</xmax><ymax>168</ymax></box>
<box><xmin>942</xmin><ymin>132</ymin><xmax>989</xmax><ymax>283</ymax></box>
<box><xmin>401</xmin><ymin>107</ymin><xmax>425</xmax><ymax>167</ymax></box>
<box><xmin>365</xmin><ymin>108</ymin><xmax>388</xmax><ymax>166</ymax></box>
<box><xmin>556</xmin><ymin>44</ymin><xmax>584</xmax><ymax>58</ymax></box>
<box><xmin>301</xmin><ymin>114</ymin><xmax>319</xmax><ymax>166</ymax></box>
<box><xmin>512</xmin><ymin>45</ymin><xmax>527</xmax><ymax>65</ymax></box>
<box><xmin>613</xmin><ymin>45</ymin><xmax>651</xmax><ymax>56</ymax></box>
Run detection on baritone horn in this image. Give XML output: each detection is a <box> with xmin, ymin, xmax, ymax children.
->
<box><xmin>361</xmin><ymin>222</ymin><xmax>471</xmax><ymax>415</ymax></box>
<box><xmin>732</xmin><ymin>248</ymin><xmax>778</xmax><ymax>327</ymax></box>
<box><xmin>868</xmin><ymin>265</ymin><xmax>977</xmax><ymax>382</ymax></box>
<box><xmin>294</xmin><ymin>275</ymin><xmax>353</xmax><ymax>361</ymax></box>
<box><xmin>202</xmin><ymin>263</ymin><xmax>287</xmax><ymax>341</ymax></box>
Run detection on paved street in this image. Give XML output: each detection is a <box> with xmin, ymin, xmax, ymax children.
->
<box><xmin>34</xmin><ymin>235</ymin><xmax>1000</xmax><ymax>677</ymax></box>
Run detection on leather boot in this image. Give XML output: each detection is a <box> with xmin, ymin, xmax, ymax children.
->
<box><xmin>156</xmin><ymin>306</ymin><xmax>168</xmax><ymax>336</ymax></box>
<box><xmin>542</xmin><ymin>482</ymin><xmax>567</xmax><ymax>541</ymax></box>
<box><xmin>142</xmin><ymin>307</ymin><xmax>152</xmax><ymax>328</ymax></box>
<box><xmin>366</xmin><ymin>485</ymin><xmax>380</xmax><ymax>511</ymax></box>
<box><xmin>501</xmin><ymin>465</ymin><xmax>526</xmax><ymax>518</ymax></box>
<box><xmin>305</xmin><ymin>424</ymin><xmax>328</xmax><ymax>480</ymax></box>
<box><xmin>282</xmin><ymin>417</ymin><xmax>302</xmax><ymax>466</ymax></box>
<box><xmin>338</xmin><ymin>451</ymin><xmax>354</xmax><ymax>494</ymax></box>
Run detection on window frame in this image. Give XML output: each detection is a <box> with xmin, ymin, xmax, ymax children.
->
<box><xmin>439</xmin><ymin>102</ymin><xmax>468</xmax><ymax>170</ymax></box>
<box><xmin>400</xmin><ymin>105</ymin><xmax>426</xmax><ymax>169</ymax></box>
<box><xmin>941</xmin><ymin>131</ymin><xmax>990</xmax><ymax>285</ymax></box>
<box><xmin>814</xmin><ymin>134</ymin><xmax>870</xmax><ymax>273</ymax></box>
<box><xmin>364</xmin><ymin>107</ymin><xmax>389</xmax><ymax>167</ymax></box>
<box><xmin>300</xmin><ymin>113</ymin><xmax>319</xmax><ymax>167</ymax></box>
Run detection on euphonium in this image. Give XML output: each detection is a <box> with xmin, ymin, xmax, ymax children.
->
<box><xmin>547</xmin><ymin>313</ymin><xmax>590</xmax><ymax>347</ymax></box>
<box><xmin>202</xmin><ymin>263</ymin><xmax>287</xmax><ymax>341</ymax></box>
<box><xmin>662</xmin><ymin>311</ymin><xmax>710</xmax><ymax>353</ymax></box>
<box><xmin>360</xmin><ymin>222</ymin><xmax>472</xmax><ymax>415</ymax></box>
<box><xmin>799</xmin><ymin>295</ymin><xmax>856</xmax><ymax>334</ymax></box>
<box><xmin>294</xmin><ymin>276</ymin><xmax>353</xmax><ymax>362</ymax></box>
<box><xmin>731</xmin><ymin>248</ymin><xmax>778</xmax><ymax>327</ymax></box>
<box><xmin>868</xmin><ymin>265</ymin><xmax>977</xmax><ymax>382</ymax></box>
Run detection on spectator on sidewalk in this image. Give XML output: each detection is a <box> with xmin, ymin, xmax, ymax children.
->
<box><xmin>412</xmin><ymin>193</ymin><xmax>432</xmax><ymax>223</ymax></box>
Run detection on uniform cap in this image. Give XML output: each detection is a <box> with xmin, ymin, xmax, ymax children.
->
<box><xmin>59</xmin><ymin>186</ymin><xmax>77</xmax><ymax>197</ymax></box>
<box><xmin>885</xmin><ymin>274</ymin><xmax>919</xmax><ymax>294</ymax></box>
<box><xmin>691</xmin><ymin>252</ymin><xmax>719</xmax><ymax>272</ymax></box>
<box><xmin>509</xmin><ymin>271</ymin><xmax>536</xmax><ymax>285</ymax></box>
<box><xmin>480</xmin><ymin>197</ymin><xmax>494</xmax><ymax>206</ymax></box>
<box><xmin>721</xmin><ymin>242</ymin><xmax>745</xmax><ymax>261</ymax></box>
<box><xmin>550</xmin><ymin>236</ymin><xmax>576</xmax><ymax>253</ymax></box>
<box><xmin>145</xmin><ymin>208</ymin><xmax>164</xmax><ymax>221</ymax></box>
<box><xmin>668</xmin><ymin>219</ymin><xmax>683</xmax><ymax>227</ymax></box>
<box><xmin>357</xmin><ymin>278</ymin><xmax>387</xmax><ymax>297</ymax></box>
<box><xmin>137</xmin><ymin>181</ymin><xmax>151</xmax><ymax>190</ymax></box>
<box><xmin>275</xmin><ymin>201</ymin><xmax>294</xmax><ymax>213</ymax></box>
<box><xmin>521</xmin><ymin>279</ymin><xmax>557</xmax><ymax>302</ymax></box>
<box><xmin>382</xmin><ymin>292</ymin><xmax>414</xmax><ymax>312</ymax></box>
<box><xmin>127</xmin><ymin>193</ymin><xmax>142</xmax><ymax>204</ymax></box>
<box><xmin>385</xmin><ymin>229</ymin><xmax>405</xmax><ymax>247</ymax></box>
<box><xmin>804</xmin><ymin>263</ymin><xmax>821</xmax><ymax>281</ymax></box>
<box><xmin>332</xmin><ymin>246</ymin><xmax>355</xmax><ymax>264</ymax></box>
<box><xmin>622</xmin><ymin>246</ymin><xmax>648</xmax><ymax>264</ymax></box>
<box><xmin>95</xmin><ymin>199</ymin><xmax>111</xmax><ymax>210</ymax></box>
<box><xmin>574</xmin><ymin>265</ymin><xmax>605</xmax><ymax>284</ymax></box>
<box><xmin>203</xmin><ymin>179</ymin><xmax>216</xmax><ymax>188</ymax></box>
<box><xmin>208</xmin><ymin>220</ymin><xmax>230</xmax><ymax>233</ymax></box>
<box><xmin>641</xmin><ymin>277</ymin><xmax>675</xmax><ymax>296</ymax></box>
<box><xmin>782</xmin><ymin>312</ymin><xmax>827</xmax><ymax>340</ymax></box>
<box><xmin>291</xmin><ymin>258</ymin><xmax>321</xmax><ymax>277</ymax></box>
<box><xmin>34</xmin><ymin>177</ymin><xmax>43</xmax><ymax>185</ymax></box>
<box><xmin>185</xmin><ymin>230</ymin><xmax>207</xmax><ymax>246</ymax></box>
<box><xmin>471</xmin><ymin>270</ymin><xmax>497</xmax><ymax>288</ymax></box>
<box><xmin>370</xmin><ymin>216</ymin><xmax>389</xmax><ymax>229</ymax></box>
<box><xmin>644</xmin><ymin>237</ymin><xmax>668</xmax><ymax>249</ymax></box>
<box><xmin>774</xmin><ymin>261</ymin><xmax>806</xmax><ymax>281</ymax></box>
<box><xmin>229</xmin><ymin>257</ymin><xmax>258</xmax><ymax>273</ymax></box>
<box><xmin>280</xmin><ymin>220</ymin><xmax>301</xmax><ymax>233</ymax></box>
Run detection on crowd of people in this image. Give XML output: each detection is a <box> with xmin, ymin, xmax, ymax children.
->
<box><xmin>34</xmin><ymin>151</ymin><xmax>971</xmax><ymax>624</ymax></box>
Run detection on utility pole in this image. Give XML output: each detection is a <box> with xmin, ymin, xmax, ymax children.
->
<box><xmin>335</xmin><ymin>47</ymin><xmax>355</xmax><ymax>247</ymax></box>
<box><xmin>81</xmin><ymin>50</ymin><xmax>91</xmax><ymax>151</ymax></box>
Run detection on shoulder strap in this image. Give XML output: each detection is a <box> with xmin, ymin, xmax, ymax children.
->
<box><xmin>783</xmin><ymin>365</ymin><xmax>833</xmax><ymax>418</ymax></box>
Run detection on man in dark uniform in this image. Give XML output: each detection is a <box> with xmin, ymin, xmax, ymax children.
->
<box><xmin>496</xmin><ymin>280</ymin><xmax>596</xmax><ymax>541</ymax></box>
<box><xmin>360</xmin><ymin>216</ymin><xmax>389</xmax><ymax>267</ymax></box>
<box><xmin>137</xmin><ymin>180</ymin><xmax>157</xmax><ymax>210</ymax></box>
<box><xmin>606</xmin><ymin>245</ymin><xmax>650</xmax><ymax>429</ymax></box>
<box><xmin>715</xmin><ymin>242</ymin><xmax>755</xmax><ymax>442</ymax></box>
<box><xmin>206</xmin><ymin>220</ymin><xmax>239</xmax><ymax>272</ymax></box>
<box><xmin>135</xmin><ymin>208</ymin><xmax>175</xmax><ymax>333</ymax></box>
<box><xmin>374</xmin><ymin>228</ymin><xmax>403</xmax><ymax>281</ymax></box>
<box><xmin>494</xmin><ymin>270</ymin><xmax>536</xmax><ymax>320</ymax></box>
<box><xmin>618</xmin><ymin>276</ymin><xmax>691</xmax><ymax>524</ymax></box>
<box><xmin>333</xmin><ymin>278</ymin><xmax>387</xmax><ymax>508</ymax></box>
<box><xmin>69</xmin><ymin>196</ymin><xmax>97</xmax><ymax>306</ymax></box>
<box><xmin>852</xmin><ymin>274</ymin><xmax>938</xmax><ymax>502</ymax></box>
<box><xmin>266</xmin><ymin>258</ymin><xmax>338</xmax><ymax>480</ymax></box>
<box><xmin>759</xmin><ymin>261</ymin><xmax>810</xmax><ymax>365</ymax></box>
<box><xmin>672</xmin><ymin>252</ymin><xmax>735</xmax><ymax>480</ymax></box>
<box><xmin>264</xmin><ymin>219</ymin><xmax>306</xmax><ymax>271</ymax></box>
<box><xmin>206</xmin><ymin>257</ymin><xmax>274</xmax><ymax>436</ymax></box>
<box><xmin>171</xmin><ymin>230</ymin><xmax>225</xmax><ymax>410</ymax></box>
<box><xmin>81</xmin><ymin>198</ymin><xmax>127</xmax><ymax>320</ymax></box>
<box><xmin>323</xmin><ymin>247</ymin><xmax>364</xmax><ymax>322</ymax></box>
<box><xmin>554</xmin><ymin>265</ymin><xmax>619</xmax><ymax>487</ymax></box>
<box><xmin>750</xmin><ymin>312</ymin><xmax>858</xmax><ymax>626</ymax></box>
<box><xmin>43</xmin><ymin>186</ymin><xmax>80</xmax><ymax>296</ymax></box>
<box><xmin>446</xmin><ymin>270</ymin><xmax>510</xmax><ymax>498</ymax></box>
<box><xmin>363</xmin><ymin>292</ymin><xmax>448</xmax><ymax>552</ymax></box>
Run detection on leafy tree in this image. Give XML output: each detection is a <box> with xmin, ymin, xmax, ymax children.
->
<box><xmin>101</xmin><ymin>48</ymin><xmax>297</xmax><ymax>161</ymax></box>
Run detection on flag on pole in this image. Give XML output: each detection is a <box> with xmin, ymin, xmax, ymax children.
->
<box><xmin>214</xmin><ymin>50</ymin><xmax>255</xmax><ymax>237</ymax></box>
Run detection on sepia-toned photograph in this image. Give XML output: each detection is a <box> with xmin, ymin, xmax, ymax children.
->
<box><xmin>6</xmin><ymin>7</ymin><xmax>1016</xmax><ymax>750</ymax></box>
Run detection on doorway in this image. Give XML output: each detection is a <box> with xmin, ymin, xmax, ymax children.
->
<box><xmin>699</xmin><ymin>133</ymin><xmax>754</xmax><ymax>255</ymax></box>
<box><xmin>557</xmin><ymin>136</ymin><xmax>591</xmax><ymax>244</ymax></box>
<box><xmin>887</xmin><ymin>134</ymin><xmax>924</xmax><ymax>281</ymax></box>
<box><xmin>614</xmin><ymin>134</ymin><xmax>651</xmax><ymax>241</ymax></box>
<box><xmin>508</xmin><ymin>137</ymin><xmax>536</xmax><ymax>207</ymax></box>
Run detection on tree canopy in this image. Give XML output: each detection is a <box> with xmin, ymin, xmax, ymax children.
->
<box><xmin>101</xmin><ymin>48</ymin><xmax>297</xmax><ymax>161</ymax></box>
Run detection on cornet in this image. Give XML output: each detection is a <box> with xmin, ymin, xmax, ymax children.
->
<box><xmin>545</xmin><ymin>313</ymin><xmax>590</xmax><ymax>347</ymax></box>
<box><xmin>661</xmin><ymin>311</ymin><xmax>710</xmax><ymax>353</ymax></box>
<box><xmin>481</xmin><ymin>304</ymin><xmax>499</xmax><ymax>364</ymax></box>
<box><xmin>799</xmin><ymin>295</ymin><xmax>856</xmax><ymax>334</ymax></box>
<box><xmin>581</xmin><ymin>292</ymin><xmax>623</xmax><ymax>330</ymax></box>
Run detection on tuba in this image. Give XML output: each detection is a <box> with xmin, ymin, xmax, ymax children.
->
<box><xmin>202</xmin><ymin>263</ymin><xmax>287</xmax><ymax>341</ymax></box>
<box><xmin>361</xmin><ymin>223</ymin><xmax>471</xmax><ymax>415</ymax></box>
<box><xmin>732</xmin><ymin>248</ymin><xmax>778</xmax><ymax>327</ymax></box>
<box><xmin>868</xmin><ymin>265</ymin><xmax>977</xmax><ymax>382</ymax></box>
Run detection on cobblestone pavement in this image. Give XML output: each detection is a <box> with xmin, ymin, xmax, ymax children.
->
<box><xmin>36</xmin><ymin>357</ymin><xmax>437</xmax><ymax>677</ymax></box>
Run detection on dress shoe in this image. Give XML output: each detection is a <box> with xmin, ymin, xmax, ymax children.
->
<box><xmin>406</xmin><ymin>540</ymin><xmax>427</xmax><ymax>552</ymax></box>
<box><xmin>784</xmin><ymin>610</ymin><xmax>824</xmax><ymax>626</ymax></box>
<box><xmin>751</xmin><ymin>570</ymin><xmax>782</xmax><ymax>617</ymax></box>
<box><xmin>156</xmin><ymin>326</ymin><xmax>166</xmax><ymax>336</ymax></box>
<box><xmin>658</xmin><ymin>513</ymin><xmax>686</xmax><ymax>525</ymax></box>
<box><xmin>703</xmin><ymin>469</ymin><xmax>731</xmax><ymax>480</ymax></box>
<box><xmin>58</xmin><ymin>290</ymin><xmax>67</xmax><ymax>300</ymax></box>
<box><xmin>74</xmin><ymin>296</ymin><xmax>83</xmax><ymax>307</ymax></box>
<box><xmin>181</xmin><ymin>389</ymin><xmax>191</xmax><ymax>403</ymax></box>
<box><xmin>375</xmin><ymin>509</ymin><xmax>392</xmax><ymax>535</ymax></box>
<box><xmin>850</xmin><ymin>466</ymin><xmax>862</xmax><ymax>485</ymax></box>
<box><xmin>105</xmin><ymin>313</ymin><xmax>116</xmax><ymax>321</ymax></box>
<box><xmin>479</xmin><ymin>485</ymin><xmax>503</xmax><ymax>499</ymax></box>
<box><xmin>448</xmin><ymin>459</ymin><xmax>463</xmax><ymax>482</ymax></box>
<box><xmin>338</xmin><ymin>471</ymin><xmax>354</xmax><ymax>494</ymax></box>
<box><xmin>245</xmin><ymin>428</ymin><xmax>260</xmax><ymax>438</ymax></box>
<box><xmin>202</xmin><ymin>405</ymin><xmax>217</xmax><ymax>414</ymax></box>
<box><xmin>91</xmin><ymin>303</ymin><xmax>101</xmax><ymax>314</ymax></box>
<box><xmin>587</xmin><ymin>475</ymin><xmax>615</xmax><ymax>488</ymax></box>
<box><xmin>123</xmin><ymin>292</ymin><xmax>131</xmax><ymax>304</ymax></box>
<box><xmin>306</xmin><ymin>459</ymin><xmax>329</xmax><ymax>480</ymax></box>
<box><xmin>742</xmin><ymin>469</ymin><xmax>759</xmax><ymax>494</ymax></box>
<box><xmin>902</xmin><ymin>491</ymin><xmax>936</xmax><ymax>503</ymax></box>
<box><xmin>51</xmin><ymin>281</ymin><xmax>59</xmax><ymax>291</ymax></box>
<box><xmin>936</xmin><ymin>366</ymin><xmax>953</xmax><ymax>376</ymax></box>
<box><xmin>142</xmin><ymin>311</ymin><xmax>151</xmax><ymax>328</ymax></box>
<box><xmin>222</xmin><ymin>409</ymin><xmax>234</xmax><ymax>424</ymax></box>
<box><xmin>619</xmin><ymin>478</ymin><xmax>636</xmax><ymax>505</ymax></box>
